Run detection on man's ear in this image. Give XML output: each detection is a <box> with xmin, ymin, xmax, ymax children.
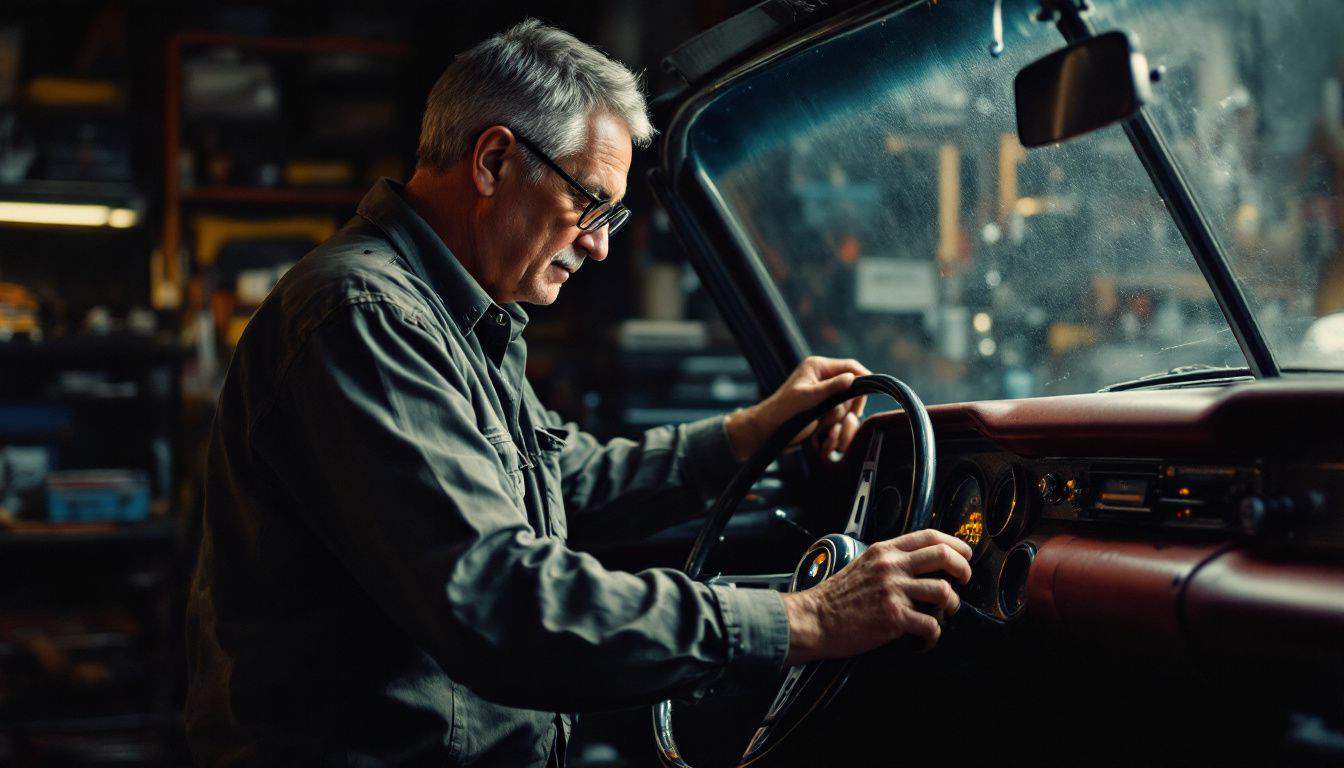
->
<box><xmin>470</xmin><ymin>126</ymin><xmax>516</xmax><ymax>197</ymax></box>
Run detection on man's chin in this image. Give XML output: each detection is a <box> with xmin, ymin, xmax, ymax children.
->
<box><xmin>520</xmin><ymin>283</ymin><xmax>562</xmax><ymax>306</ymax></box>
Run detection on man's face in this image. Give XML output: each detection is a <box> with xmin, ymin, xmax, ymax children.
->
<box><xmin>486</xmin><ymin>113</ymin><xmax>632</xmax><ymax>305</ymax></box>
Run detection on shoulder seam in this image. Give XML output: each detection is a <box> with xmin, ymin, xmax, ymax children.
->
<box><xmin>246</xmin><ymin>292</ymin><xmax>444</xmax><ymax>441</ymax></box>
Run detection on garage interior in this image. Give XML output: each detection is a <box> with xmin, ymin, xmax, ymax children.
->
<box><xmin>0</xmin><ymin>2</ymin><xmax>758</xmax><ymax>764</ymax></box>
<box><xmin>0</xmin><ymin>0</ymin><xmax>1341</xmax><ymax>766</ymax></box>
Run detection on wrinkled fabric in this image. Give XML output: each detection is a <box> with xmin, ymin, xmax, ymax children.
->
<box><xmin>185</xmin><ymin>179</ymin><xmax>790</xmax><ymax>767</ymax></box>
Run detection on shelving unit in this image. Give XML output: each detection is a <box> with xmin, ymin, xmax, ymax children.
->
<box><xmin>0</xmin><ymin>330</ymin><xmax>186</xmax><ymax>763</ymax></box>
<box><xmin>158</xmin><ymin>31</ymin><xmax>412</xmax><ymax>308</ymax></box>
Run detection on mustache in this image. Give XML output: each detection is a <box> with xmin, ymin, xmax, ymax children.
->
<box><xmin>551</xmin><ymin>248</ymin><xmax>586</xmax><ymax>273</ymax></box>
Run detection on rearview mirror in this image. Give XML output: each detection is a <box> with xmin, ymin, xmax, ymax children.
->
<box><xmin>1015</xmin><ymin>31</ymin><xmax>1152</xmax><ymax>148</ymax></box>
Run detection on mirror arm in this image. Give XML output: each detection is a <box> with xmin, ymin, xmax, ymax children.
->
<box><xmin>1035</xmin><ymin>0</ymin><xmax>1094</xmax><ymax>42</ymax></box>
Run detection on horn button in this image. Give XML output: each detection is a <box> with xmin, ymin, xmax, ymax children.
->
<box><xmin>791</xmin><ymin>533</ymin><xmax>867</xmax><ymax>592</ymax></box>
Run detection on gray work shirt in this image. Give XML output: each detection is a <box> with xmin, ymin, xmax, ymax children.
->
<box><xmin>185</xmin><ymin>178</ymin><xmax>789</xmax><ymax>766</ymax></box>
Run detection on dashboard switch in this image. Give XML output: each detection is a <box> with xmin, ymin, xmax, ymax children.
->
<box><xmin>1038</xmin><ymin>473</ymin><xmax>1064</xmax><ymax>503</ymax></box>
<box><xmin>1065</xmin><ymin>477</ymin><xmax>1087</xmax><ymax>505</ymax></box>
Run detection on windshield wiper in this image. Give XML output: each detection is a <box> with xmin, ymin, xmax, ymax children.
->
<box><xmin>1100</xmin><ymin>364</ymin><xmax>1253</xmax><ymax>392</ymax></box>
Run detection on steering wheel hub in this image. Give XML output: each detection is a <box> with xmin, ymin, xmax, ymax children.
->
<box><xmin>793</xmin><ymin>534</ymin><xmax>866</xmax><ymax>591</ymax></box>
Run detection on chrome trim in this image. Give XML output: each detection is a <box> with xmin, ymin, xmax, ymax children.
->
<box><xmin>705</xmin><ymin>573</ymin><xmax>794</xmax><ymax>591</ymax></box>
<box><xmin>652</xmin><ymin>699</ymin><xmax>692</xmax><ymax>768</ymax></box>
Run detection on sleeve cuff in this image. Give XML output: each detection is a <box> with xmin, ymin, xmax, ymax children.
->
<box><xmin>709</xmin><ymin>584</ymin><xmax>790</xmax><ymax>671</ymax></box>
<box><xmin>681</xmin><ymin>415</ymin><xmax>744</xmax><ymax>499</ymax></box>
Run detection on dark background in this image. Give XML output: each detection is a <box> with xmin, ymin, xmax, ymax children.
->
<box><xmin>0</xmin><ymin>2</ymin><xmax>760</xmax><ymax>764</ymax></box>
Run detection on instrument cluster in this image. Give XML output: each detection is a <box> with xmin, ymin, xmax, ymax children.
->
<box><xmin>924</xmin><ymin>457</ymin><xmax>1036</xmax><ymax>620</ymax></box>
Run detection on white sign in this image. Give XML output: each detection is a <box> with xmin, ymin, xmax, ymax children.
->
<box><xmin>855</xmin><ymin>258</ymin><xmax>937</xmax><ymax>312</ymax></box>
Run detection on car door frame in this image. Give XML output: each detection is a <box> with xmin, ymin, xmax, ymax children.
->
<box><xmin>648</xmin><ymin>0</ymin><xmax>928</xmax><ymax>395</ymax></box>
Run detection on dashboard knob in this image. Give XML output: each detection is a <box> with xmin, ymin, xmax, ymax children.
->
<box><xmin>1239</xmin><ymin>494</ymin><xmax>1269</xmax><ymax>536</ymax></box>
<box><xmin>1038</xmin><ymin>473</ymin><xmax>1063</xmax><ymax>503</ymax></box>
<box><xmin>1064</xmin><ymin>477</ymin><xmax>1086</xmax><ymax>504</ymax></box>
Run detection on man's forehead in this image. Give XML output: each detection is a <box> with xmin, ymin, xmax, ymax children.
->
<box><xmin>573</xmin><ymin>114</ymin><xmax>632</xmax><ymax>200</ymax></box>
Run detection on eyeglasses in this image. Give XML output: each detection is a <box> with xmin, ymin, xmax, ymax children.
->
<box><xmin>513</xmin><ymin>133</ymin><xmax>631</xmax><ymax>236</ymax></box>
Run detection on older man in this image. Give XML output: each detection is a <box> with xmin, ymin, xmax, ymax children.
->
<box><xmin>186</xmin><ymin>19</ymin><xmax>971</xmax><ymax>767</ymax></box>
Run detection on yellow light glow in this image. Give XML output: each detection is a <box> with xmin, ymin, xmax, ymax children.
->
<box><xmin>1014</xmin><ymin>196</ymin><xmax>1043</xmax><ymax>217</ymax></box>
<box><xmin>954</xmin><ymin>511</ymin><xmax>984</xmax><ymax>546</ymax></box>
<box><xmin>107</xmin><ymin>208</ymin><xmax>138</xmax><ymax>228</ymax></box>
<box><xmin>0</xmin><ymin>201</ymin><xmax>114</xmax><ymax>226</ymax></box>
<box><xmin>973</xmin><ymin>312</ymin><xmax>993</xmax><ymax>334</ymax></box>
<box><xmin>1178</xmin><ymin>487</ymin><xmax>1191</xmax><ymax>497</ymax></box>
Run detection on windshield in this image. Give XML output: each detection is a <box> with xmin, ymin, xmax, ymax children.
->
<box><xmin>683</xmin><ymin>0</ymin><xmax>1340</xmax><ymax>406</ymax></box>
<box><xmin>1090</xmin><ymin>0</ymin><xmax>1344</xmax><ymax>370</ymax></box>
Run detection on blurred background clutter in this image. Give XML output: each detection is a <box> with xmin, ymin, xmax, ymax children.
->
<box><xmin>0</xmin><ymin>2</ymin><xmax>758</xmax><ymax>765</ymax></box>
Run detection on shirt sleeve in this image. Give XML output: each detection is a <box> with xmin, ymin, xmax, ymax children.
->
<box><xmin>251</xmin><ymin>299</ymin><xmax>789</xmax><ymax>711</ymax></box>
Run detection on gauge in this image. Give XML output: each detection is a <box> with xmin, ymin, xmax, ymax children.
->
<box><xmin>937</xmin><ymin>468</ymin><xmax>987</xmax><ymax>561</ymax></box>
<box><xmin>997</xmin><ymin>542</ymin><xmax>1036</xmax><ymax>619</ymax></box>
<box><xmin>987</xmin><ymin>467</ymin><xmax>1027</xmax><ymax>545</ymax></box>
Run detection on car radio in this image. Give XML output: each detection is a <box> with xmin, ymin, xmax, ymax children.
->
<box><xmin>1036</xmin><ymin>460</ymin><xmax>1262</xmax><ymax>531</ymax></box>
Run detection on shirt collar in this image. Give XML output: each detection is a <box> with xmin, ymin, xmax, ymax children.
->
<box><xmin>356</xmin><ymin>178</ymin><xmax>529</xmax><ymax>344</ymax></box>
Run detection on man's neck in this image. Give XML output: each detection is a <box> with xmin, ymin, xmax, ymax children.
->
<box><xmin>403</xmin><ymin>168</ymin><xmax>493</xmax><ymax>294</ymax></box>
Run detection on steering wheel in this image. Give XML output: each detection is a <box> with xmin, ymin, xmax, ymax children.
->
<box><xmin>652</xmin><ymin>374</ymin><xmax>936</xmax><ymax>767</ymax></box>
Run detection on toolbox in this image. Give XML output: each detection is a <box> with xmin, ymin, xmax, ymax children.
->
<box><xmin>45</xmin><ymin>470</ymin><xmax>150</xmax><ymax>523</ymax></box>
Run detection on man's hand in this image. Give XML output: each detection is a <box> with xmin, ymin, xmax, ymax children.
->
<box><xmin>724</xmin><ymin>356</ymin><xmax>871</xmax><ymax>463</ymax></box>
<box><xmin>780</xmin><ymin>530</ymin><xmax>973</xmax><ymax>665</ymax></box>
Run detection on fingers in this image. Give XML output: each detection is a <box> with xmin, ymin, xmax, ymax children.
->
<box><xmin>847</xmin><ymin>393</ymin><xmax>867</xmax><ymax>421</ymax></box>
<box><xmin>903</xmin><ymin>542</ymin><xmax>974</xmax><ymax>585</ymax></box>
<box><xmin>820</xmin><ymin>421</ymin><xmax>843</xmax><ymax>456</ymax></box>
<box><xmin>775</xmin><ymin>357</ymin><xmax>872</xmax><ymax>458</ymax></box>
<box><xmin>901</xmin><ymin>609</ymin><xmax>942</xmax><ymax>652</ymax></box>
<box><xmin>833</xmin><ymin>412</ymin><xmax>862</xmax><ymax>455</ymax></box>
<box><xmin>886</xmin><ymin>529</ymin><xmax>974</xmax><ymax>561</ymax></box>
<box><xmin>812</xmin><ymin>371</ymin><xmax>858</xmax><ymax>400</ymax></box>
<box><xmin>905</xmin><ymin>577</ymin><xmax>961</xmax><ymax>617</ymax></box>
<box><xmin>803</xmin><ymin>356</ymin><xmax>872</xmax><ymax>380</ymax></box>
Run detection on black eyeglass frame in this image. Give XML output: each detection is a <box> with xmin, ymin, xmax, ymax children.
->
<box><xmin>513</xmin><ymin>132</ymin><xmax>631</xmax><ymax>235</ymax></box>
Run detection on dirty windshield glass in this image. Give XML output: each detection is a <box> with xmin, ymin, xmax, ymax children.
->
<box><xmin>1092</xmin><ymin>0</ymin><xmax>1344</xmax><ymax>370</ymax></box>
<box><xmin>686</xmin><ymin>0</ymin><xmax>1248</xmax><ymax>404</ymax></box>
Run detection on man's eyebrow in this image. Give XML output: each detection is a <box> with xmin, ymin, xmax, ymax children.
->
<box><xmin>581</xmin><ymin>177</ymin><xmax>616</xmax><ymax>201</ymax></box>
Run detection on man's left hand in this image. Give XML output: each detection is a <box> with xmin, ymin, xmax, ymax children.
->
<box><xmin>724</xmin><ymin>356</ymin><xmax>871</xmax><ymax>463</ymax></box>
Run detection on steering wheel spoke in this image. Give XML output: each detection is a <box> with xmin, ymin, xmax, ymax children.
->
<box><xmin>704</xmin><ymin>572</ymin><xmax>794</xmax><ymax>591</ymax></box>
<box><xmin>843</xmin><ymin>429</ymin><xmax>885</xmax><ymax>541</ymax></box>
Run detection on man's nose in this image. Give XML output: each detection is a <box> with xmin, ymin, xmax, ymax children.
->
<box><xmin>575</xmin><ymin>225</ymin><xmax>609</xmax><ymax>261</ymax></box>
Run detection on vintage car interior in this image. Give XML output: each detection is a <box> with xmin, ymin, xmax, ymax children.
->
<box><xmin>585</xmin><ymin>0</ymin><xmax>1344</xmax><ymax>765</ymax></box>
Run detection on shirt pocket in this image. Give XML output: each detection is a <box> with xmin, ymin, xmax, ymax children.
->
<box><xmin>534</xmin><ymin>426</ymin><xmax>569</xmax><ymax>540</ymax></box>
<box><xmin>483</xmin><ymin>426</ymin><xmax>529</xmax><ymax>502</ymax></box>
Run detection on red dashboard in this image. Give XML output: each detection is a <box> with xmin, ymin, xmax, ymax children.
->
<box><xmin>848</xmin><ymin>379</ymin><xmax>1344</xmax><ymax>666</ymax></box>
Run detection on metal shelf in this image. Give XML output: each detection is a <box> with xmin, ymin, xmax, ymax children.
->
<box><xmin>0</xmin><ymin>520</ymin><xmax>179</xmax><ymax>549</ymax></box>
<box><xmin>0</xmin><ymin>335</ymin><xmax>187</xmax><ymax>367</ymax></box>
<box><xmin>181</xmin><ymin>185</ymin><xmax>366</xmax><ymax>206</ymax></box>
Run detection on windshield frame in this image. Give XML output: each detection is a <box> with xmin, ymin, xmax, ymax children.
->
<box><xmin>1043</xmin><ymin>1</ymin><xmax>1279</xmax><ymax>378</ymax></box>
<box><xmin>656</xmin><ymin>0</ymin><xmax>1290</xmax><ymax>395</ymax></box>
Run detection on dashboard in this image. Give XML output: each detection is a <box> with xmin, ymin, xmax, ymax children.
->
<box><xmin>886</xmin><ymin>449</ymin><xmax>1270</xmax><ymax>621</ymax></box>
<box><xmin>847</xmin><ymin>379</ymin><xmax>1344</xmax><ymax>657</ymax></box>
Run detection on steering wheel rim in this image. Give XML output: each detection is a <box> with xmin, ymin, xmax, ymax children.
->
<box><xmin>653</xmin><ymin>374</ymin><xmax>937</xmax><ymax>767</ymax></box>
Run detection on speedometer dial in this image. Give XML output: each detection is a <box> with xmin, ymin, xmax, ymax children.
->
<box><xmin>938</xmin><ymin>470</ymin><xmax>987</xmax><ymax>561</ymax></box>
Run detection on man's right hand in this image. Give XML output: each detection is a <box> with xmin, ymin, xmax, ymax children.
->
<box><xmin>780</xmin><ymin>529</ymin><xmax>973</xmax><ymax>665</ymax></box>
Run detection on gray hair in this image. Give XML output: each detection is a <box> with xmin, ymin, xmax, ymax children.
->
<box><xmin>417</xmin><ymin>19</ymin><xmax>654</xmax><ymax>179</ymax></box>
